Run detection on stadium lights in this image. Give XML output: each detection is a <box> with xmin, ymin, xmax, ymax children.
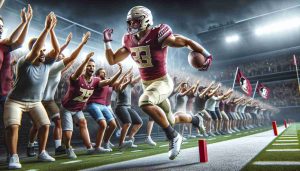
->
<box><xmin>255</xmin><ymin>17</ymin><xmax>300</xmax><ymax>36</ymax></box>
<box><xmin>225</xmin><ymin>34</ymin><xmax>240</xmax><ymax>43</ymax></box>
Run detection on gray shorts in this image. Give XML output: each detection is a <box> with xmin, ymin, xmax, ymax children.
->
<box><xmin>61</xmin><ymin>107</ymin><xmax>85</xmax><ymax>131</ymax></box>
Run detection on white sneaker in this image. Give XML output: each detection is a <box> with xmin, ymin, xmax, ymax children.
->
<box><xmin>8</xmin><ymin>154</ymin><xmax>21</xmax><ymax>169</ymax></box>
<box><xmin>95</xmin><ymin>147</ymin><xmax>111</xmax><ymax>153</ymax></box>
<box><xmin>66</xmin><ymin>148</ymin><xmax>77</xmax><ymax>159</ymax></box>
<box><xmin>145</xmin><ymin>136</ymin><xmax>157</xmax><ymax>146</ymax></box>
<box><xmin>38</xmin><ymin>151</ymin><xmax>55</xmax><ymax>162</ymax></box>
<box><xmin>108</xmin><ymin>141</ymin><xmax>115</xmax><ymax>148</ymax></box>
<box><xmin>131</xmin><ymin>144</ymin><xmax>138</xmax><ymax>148</ymax></box>
<box><xmin>103</xmin><ymin>142</ymin><xmax>113</xmax><ymax>151</ymax></box>
<box><xmin>86</xmin><ymin>147</ymin><xmax>95</xmax><ymax>155</ymax></box>
<box><xmin>168</xmin><ymin>134</ymin><xmax>183</xmax><ymax>160</ymax></box>
<box><xmin>119</xmin><ymin>140</ymin><xmax>133</xmax><ymax>150</ymax></box>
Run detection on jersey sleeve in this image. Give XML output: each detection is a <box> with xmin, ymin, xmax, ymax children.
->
<box><xmin>158</xmin><ymin>24</ymin><xmax>173</xmax><ymax>44</ymax></box>
<box><xmin>50</xmin><ymin>60</ymin><xmax>65</xmax><ymax>74</ymax></box>
<box><xmin>122</xmin><ymin>34</ymin><xmax>130</xmax><ymax>51</ymax></box>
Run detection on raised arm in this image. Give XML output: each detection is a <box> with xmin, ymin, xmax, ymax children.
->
<box><xmin>207</xmin><ymin>83</ymin><xmax>220</xmax><ymax>97</ymax></box>
<box><xmin>60</xmin><ymin>32</ymin><xmax>72</xmax><ymax>53</ymax></box>
<box><xmin>218</xmin><ymin>88</ymin><xmax>233</xmax><ymax>100</ymax></box>
<box><xmin>192</xmin><ymin>80</ymin><xmax>200</xmax><ymax>94</ymax></box>
<box><xmin>233</xmin><ymin>96</ymin><xmax>244</xmax><ymax>104</ymax></box>
<box><xmin>174</xmin><ymin>81</ymin><xmax>184</xmax><ymax>93</ymax></box>
<box><xmin>199</xmin><ymin>81</ymin><xmax>215</xmax><ymax>98</ymax></box>
<box><xmin>113</xmin><ymin>67</ymin><xmax>132</xmax><ymax>90</ymax></box>
<box><xmin>25</xmin><ymin>12</ymin><xmax>55</xmax><ymax>63</ymax></box>
<box><xmin>179</xmin><ymin>86</ymin><xmax>194</xmax><ymax>96</ymax></box>
<box><xmin>71</xmin><ymin>52</ymin><xmax>94</xmax><ymax>80</ymax></box>
<box><xmin>103</xmin><ymin>28</ymin><xmax>130</xmax><ymax>65</ymax></box>
<box><xmin>62</xmin><ymin>32</ymin><xmax>90</xmax><ymax>73</ymax></box>
<box><xmin>46</xmin><ymin>14</ymin><xmax>60</xmax><ymax>60</ymax></box>
<box><xmin>99</xmin><ymin>63</ymin><xmax>122</xmax><ymax>87</ymax></box>
<box><xmin>1</xmin><ymin>5</ymin><xmax>32</xmax><ymax>50</ymax></box>
<box><xmin>118</xmin><ymin>73</ymin><xmax>133</xmax><ymax>92</ymax></box>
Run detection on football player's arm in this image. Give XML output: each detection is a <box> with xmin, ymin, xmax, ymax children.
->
<box><xmin>46</xmin><ymin>14</ymin><xmax>60</xmax><ymax>60</ymax></box>
<box><xmin>1</xmin><ymin>5</ymin><xmax>32</xmax><ymax>51</ymax></box>
<box><xmin>99</xmin><ymin>63</ymin><xmax>122</xmax><ymax>87</ymax></box>
<box><xmin>71</xmin><ymin>52</ymin><xmax>94</xmax><ymax>81</ymax></box>
<box><xmin>0</xmin><ymin>0</ymin><xmax>5</xmax><ymax>8</ymax></box>
<box><xmin>103</xmin><ymin>28</ymin><xmax>130</xmax><ymax>65</ymax></box>
<box><xmin>25</xmin><ymin>12</ymin><xmax>54</xmax><ymax>63</ymax></box>
<box><xmin>62</xmin><ymin>32</ymin><xmax>90</xmax><ymax>73</ymax></box>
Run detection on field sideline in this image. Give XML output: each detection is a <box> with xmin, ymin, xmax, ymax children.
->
<box><xmin>0</xmin><ymin>126</ymin><xmax>272</xmax><ymax>171</ymax></box>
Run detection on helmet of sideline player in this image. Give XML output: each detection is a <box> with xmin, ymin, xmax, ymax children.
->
<box><xmin>127</xmin><ymin>6</ymin><xmax>153</xmax><ymax>35</ymax></box>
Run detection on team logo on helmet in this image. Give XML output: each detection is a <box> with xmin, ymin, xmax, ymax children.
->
<box><xmin>127</xmin><ymin>6</ymin><xmax>153</xmax><ymax>35</ymax></box>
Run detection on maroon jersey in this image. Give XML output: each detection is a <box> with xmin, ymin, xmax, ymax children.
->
<box><xmin>105</xmin><ymin>86</ymin><xmax>113</xmax><ymax>105</ymax></box>
<box><xmin>87</xmin><ymin>83</ymin><xmax>109</xmax><ymax>105</ymax></box>
<box><xmin>123</xmin><ymin>24</ymin><xmax>172</xmax><ymax>81</ymax></box>
<box><xmin>0</xmin><ymin>43</ymin><xmax>13</xmax><ymax>96</ymax></box>
<box><xmin>62</xmin><ymin>75</ymin><xmax>100</xmax><ymax>111</ymax></box>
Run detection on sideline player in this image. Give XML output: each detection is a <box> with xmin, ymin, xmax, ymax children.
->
<box><xmin>103</xmin><ymin>6</ymin><xmax>212</xmax><ymax>159</ymax></box>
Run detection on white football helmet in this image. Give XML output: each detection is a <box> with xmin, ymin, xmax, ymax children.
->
<box><xmin>127</xmin><ymin>6</ymin><xmax>153</xmax><ymax>35</ymax></box>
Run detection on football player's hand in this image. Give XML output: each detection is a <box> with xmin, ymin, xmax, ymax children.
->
<box><xmin>103</xmin><ymin>28</ymin><xmax>113</xmax><ymax>42</ymax></box>
<box><xmin>198</xmin><ymin>55</ymin><xmax>213</xmax><ymax>71</ymax></box>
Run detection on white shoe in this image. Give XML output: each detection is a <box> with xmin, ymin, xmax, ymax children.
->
<box><xmin>108</xmin><ymin>141</ymin><xmax>115</xmax><ymax>148</ymax></box>
<box><xmin>66</xmin><ymin>148</ymin><xmax>77</xmax><ymax>159</ymax></box>
<box><xmin>86</xmin><ymin>147</ymin><xmax>95</xmax><ymax>155</ymax></box>
<box><xmin>182</xmin><ymin>137</ymin><xmax>187</xmax><ymax>141</ymax></box>
<box><xmin>119</xmin><ymin>140</ymin><xmax>133</xmax><ymax>150</ymax></box>
<box><xmin>145</xmin><ymin>136</ymin><xmax>157</xmax><ymax>146</ymax></box>
<box><xmin>8</xmin><ymin>154</ymin><xmax>21</xmax><ymax>169</ymax></box>
<box><xmin>131</xmin><ymin>144</ymin><xmax>138</xmax><ymax>148</ymax></box>
<box><xmin>38</xmin><ymin>151</ymin><xmax>55</xmax><ymax>162</ymax></box>
<box><xmin>95</xmin><ymin>147</ymin><xmax>111</xmax><ymax>153</ymax></box>
<box><xmin>168</xmin><ymin>134</ymin><xmax>183</xmax><ymax>160</ymax></box>
<box><xmin>103</xmin><ymin>142</ymin><xmax>113</xmax><ymax>151</ymax></box>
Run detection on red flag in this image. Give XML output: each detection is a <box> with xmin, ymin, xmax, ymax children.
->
<box><xmin>257</xmin><ymin>83</ymin><xmax>270</xmax><ymax>99</ymax></box>
<box><xmin>293</xmin><ymin>55</ymin><xmax>297</xmax><ymax>66</ymax></box>
<box><xmin>235</xmin><ymin>69</ymin><xmax>252</xmax><ymax>96</ymax></box>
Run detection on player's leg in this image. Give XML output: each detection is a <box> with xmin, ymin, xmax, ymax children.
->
<box><xmin>115</xmin><ymin>106</ymin><xmax>133</xmax><ymax>148</ymax></box>
<box><xmin>127</xmin><ymin>108</ymin><xmax>143</xmax><ymax>147</ymax></box>
<box><xmin>145</xmin><ymin>118</ymin><xmax>156</xmax><ymax>146</ymax></box>
<box><xmin>61</xmin><ymin>109</ymin><xmax>77</xmax><ymax>159</ymax></box>
<box><xmin>74</xmin><ymin>111</ymin><xmax>93</xmax><ymax>150</ymax></box>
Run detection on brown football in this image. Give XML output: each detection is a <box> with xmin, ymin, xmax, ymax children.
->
<box><xmin>188</xmin><ymin>51</ymin><xmax>206</xmax><ymax>69</ymax></box>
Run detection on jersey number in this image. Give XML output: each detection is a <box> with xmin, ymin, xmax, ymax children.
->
<box><xmin>130</xmin><ymin>45</ymin><xmax>153</xmax><ymax>68</ymax></box>
<box><xmin>73</xmin><ymin>87</ymin><xmax>94</xmax><ymax>102</ymax></box>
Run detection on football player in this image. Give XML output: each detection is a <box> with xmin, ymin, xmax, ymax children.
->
<box><xmin>103</xmin><ymin>6</ymin><xmax>212</xmax><ymax>160</ymax></box>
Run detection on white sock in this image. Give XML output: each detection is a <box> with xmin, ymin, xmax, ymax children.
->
<box><xmin>40</xmin><ymin>150</ymin><xmax>46</xmax><ymax>154</ymax></box>
<box><xmin>28</xmin><ymin>142</ymin><xmax>34</xmax><ymax>147</ymax></box>
<box><xmin>54</xmin><ymin>140</ymin><xmax>61</xmax><ymax>148</ymax></box>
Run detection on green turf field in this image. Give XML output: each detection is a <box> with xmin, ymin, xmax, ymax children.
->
<box><xmin>0</xmin><ymin>126</ymin><xmax>272</xmax><ymax>171</ymax></box>
<box><xmin>242</xmin><ymin>123</ymin><xmax>300</xmax><ymax>171</ymax></box>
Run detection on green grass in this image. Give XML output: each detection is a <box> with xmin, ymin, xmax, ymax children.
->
<box><xmin>242</xmin><ymin>123</ymin><xmax>300</xmax><ymax>171</ymax></box>
<box><xmin>0</xmin><ymin>126</ymin><xmax>272</xmax><ymax>171</ymax></box>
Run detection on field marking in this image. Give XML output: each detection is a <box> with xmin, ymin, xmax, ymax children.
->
<box><xmin>111</xmin><ymin>152</ymin><xmax>123</xmax><ymax>155</ymax></box>
<box><xmin>224</xmin><ymin>135</ymin><xmax>231</xmax><ymax>137</ymax></box>
<box><xmin>159</xmin><ymin>144</ymin><xmax>168</xmax><ymax>147</ymax></box>
<box><xmin>131</xmin><ymin>150</ymin><xmax>143</xmax><ymax>153</ymax></box>
<box><xmin>61</xmin><ymin>160</ymin><xmax>82</xmax><ymax>165</ymax></box>
<box><xmin>182</xmin><ymin>142</ymin><xmax>189</xmax><ymax>144</ymax></box>
<box><xmin>276</xmin><ymin>140</ymin><xmax>298</xmax><ymax>142</ymax></box>
<box><xmin>26</xmin><ymin>169</ymin><xmax>39</xmax><ymax>171</ymax></box>
<box><xmin>253</xmin><ymin>161</ymin><xmax>300</xmax><ymax>166</ymax></box>
<box><xmin>278</xmin><ymin>137</ymin><xmax>298</xmax><ymax>139</ymax></box>
<box><xmin>207</xmin><ymin>138</ymin><xmax>216</xmax><ymax>140</ymax></box>
<box><xmin>266</xmin><ymin>149</ymin><xmax>300</xmax><ymax>152</ymax></box>
<box><xmin>272</xmin><ymin>143</ymin><xmax>299</xmax><ymax>146</ymax></box>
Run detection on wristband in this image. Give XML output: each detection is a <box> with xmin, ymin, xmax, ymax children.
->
<box><xmin>104</xmin><ymin>42</ymin><xmax>112</xmax><ymax>50</ymax></box>
<box><xmin>202</xmin><ymin>48</ymin><xmax>211</xmax><ymax>58</ymax></box>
